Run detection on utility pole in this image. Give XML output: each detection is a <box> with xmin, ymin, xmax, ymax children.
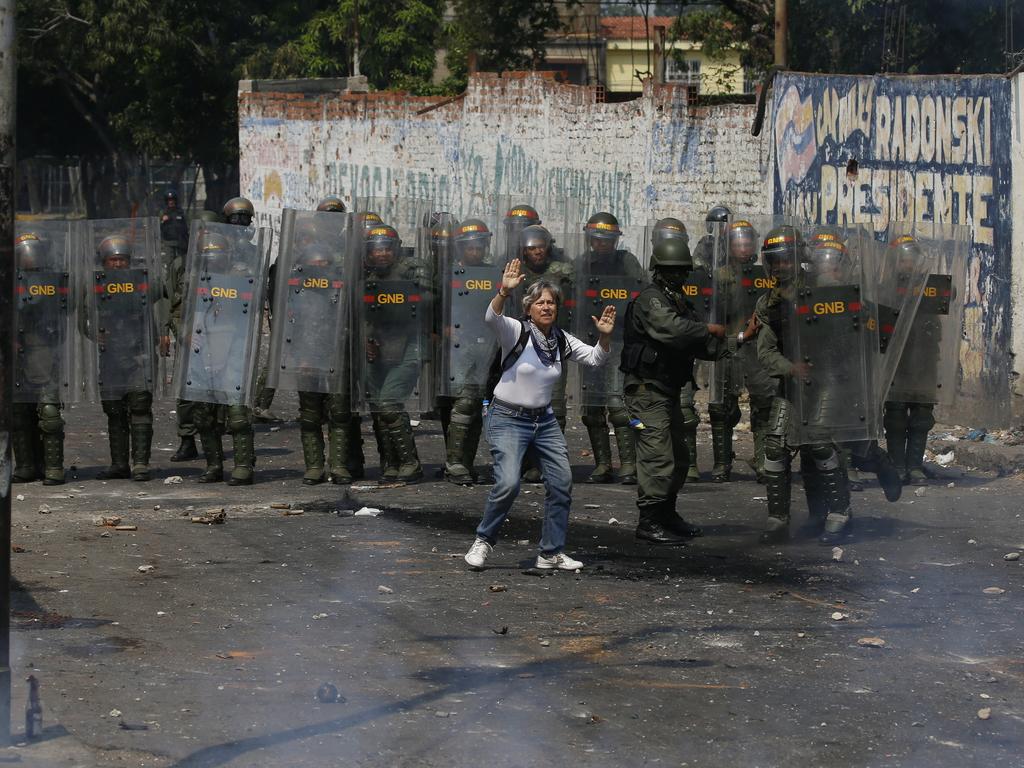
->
<box><xmin>0</xmin><ymin>0</ymin><xmax>16</xmax><ymax>745</ymax></box>
<box><xmin>775</xmin><ymin>0</ymin><xmax>788</xmax><ymax>68</ymax></box>
<box><xmin>353</xmin><ymin>0</ymin><xmax>361</xmax><ymax>77</ymax></box>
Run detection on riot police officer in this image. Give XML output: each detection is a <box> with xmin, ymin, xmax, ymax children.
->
<box><xmin>754</xmin><ymin>226</ymin><xmax>855</xmax><ymax>543</ymax></box>
<box><xmin>12</xmin><ymin>231</ymin><xmax>70</xmax><ymax>485</ymax></box>
<box><xmin>620</xmin><ymin>237</ymin><xmax>738</xmax><ymax>545</ymax></box>
<box><xmin>189</xmin><ymin>229</ymin><xmax>262</xmax><ymax>485</ymax></box>
<box><xmin>441</xmin><ymin>218</ymin><xmax>497</xmax><ymax>484</ymax></box>
<box><xmin>361</xmin><ymin>223</ymin><xmax>430</xmax><ymax>483</ymax></box>
<box><xmin>578</xmin><ymin>211</ymin><xmax>644</xmax><ymax>484</ymax></box>
<box><xmin>884</xmin><ymin>234</ymin><xmax>938</xmax><ymax>486</ymax></box>
<box><xmin>160</xmin><ymin>189</ymin><xmax>189</xmax><ymax>264</ymax></box>
<box><xmin>710</xmin><ymin>219</ymin><xmax>777</xmax><ymax>483</ymax></box>
<box><xmin>91</xmin><ymin>235</ymin><xmax>157</xmax><ymax>481</ymax></box>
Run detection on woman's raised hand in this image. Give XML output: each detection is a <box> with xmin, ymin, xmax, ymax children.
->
<box><xmin>501</xmin><ymin>258</ymin><xmax>527</xmax><ymax>293</ymax></box>
<box><xmin>592</xmin><ymin>304</ymin><xmax>617</xmax><ymax>335</ymax></box>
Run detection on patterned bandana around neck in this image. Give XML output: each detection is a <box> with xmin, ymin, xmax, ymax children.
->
<box><xmin>526</xmin><ymin>319</ymin><xmax>560</xmax><ymax>367</ymax></box>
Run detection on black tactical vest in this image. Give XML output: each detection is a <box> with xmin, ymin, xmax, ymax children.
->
<box><xmin>619</xmin><ymin>284</ymin><xmax>691</xmax><ymax>390</ymax></box>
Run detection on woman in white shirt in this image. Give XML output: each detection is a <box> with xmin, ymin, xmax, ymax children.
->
<box><xmin>464</xmin><ymin>258</ymin><xmax>616</xmax><ymax>571</ymax></box>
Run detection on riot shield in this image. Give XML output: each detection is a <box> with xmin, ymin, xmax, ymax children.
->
<box><xmin>495</xmin><ymin>194</ymin><xmax>582</xmax><ymax>265</ymax></box>
<box><xmin>575</xmin><ymin>227</ymin><xmax>647</xmax><ymax>407</ymax></box>
<box><xmin>780</xmin><ymin>222</ymin><xmax>875</xmax><ymax>445</ymax></box>
<box><xmin>175</xmin><ymin>221</ymin><xmax>271</xmax><ymax>406</ymax></box>
<box><xmin>265</xmin><ymin>209</ymin><xmax>354</xmax><ymax>394</ymax></box>
<box><xmin>886</xmin><ymin>222</ymin><xmax>968</xmax><ymax>410</ymax></box>
<box><xmin>438</xmin><ymin>214</ymin><xmax>503</xmax><ymax>399</ymax></box>
<box><xmin>353</xmin><ymin>215</ymin><xmax>434</xmax><ymax>414</ymax></box>
<box><xmin>14</xmin><ymin>222</ymin><xmax>77</xmax><ymax>404</ymax></box>
<box><xmin>76</xmin><ymin>217</ymin><xmax>162</xmax><ymax>402</ymax></box>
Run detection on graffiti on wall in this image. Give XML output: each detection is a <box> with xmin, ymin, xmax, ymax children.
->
<box><xmin>771</xmin><ymin>73</ymin><xmax>1012</xmax><ymax>424</ymax></box>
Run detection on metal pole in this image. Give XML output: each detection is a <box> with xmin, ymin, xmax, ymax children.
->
<box><xmin>0</xmin><ymin>0</ymin><xmax>16</xmax><ymax>746</ymax></box>
<box><xmin>775</xmin><ymin>0</ymin><xmax>788</xmax><ymax>68</ymax></box>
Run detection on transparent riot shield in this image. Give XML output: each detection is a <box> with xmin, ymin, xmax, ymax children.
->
<box><xmin>76</xmin><ymin>217</ymin><xmax>162</xmax><ymax>402</ymax></box>
<box><xmin>887</xmin><ymin>221</ymin><xmax>968</xmax><ymax>410</ymax></box>
<box><xmin>353</xmin><ymin>214</ymin><xmax>434</xmax><ymax>415</ymax></box>
<box><xmin>494</xmin><ymin>194</ymin><xmax>582</xmax><ymax>265</ymax></box>
<box><xmin>14</xmin><ymin>222</ymin><xmax>78</xmax><ymax>404</ymax></box>
<box><xmin>265</xmin><ymin>209</ymin><xmax>353</xmax><ymax>394</ymax></box>
<box><xmin>175</xmin><ymin>221</ymin><xmax>272</xmax><ymax>406</ymax></box>
<box><xmin>859</xmin><ymin>228</ymin><xmax>930</xmax><ymax>408</ymax></box>
<box><xmin>439</xmin><ymin>213</ymin><xmax>503</xmax><ymax>399</ymax></box>
<box><xmin>780</xmin><ymin>222</ymin><xmax>875</xmax><ymax>445</ymax></box>
<box><xmin>575</xmin><ymin>225</ymin><xmax>648</xmax><ymax>408</ymax></box>
<box><xmin>707</xmin><ymin>215</ymin><xmax>783</xmax><ymax>404</ymax></box>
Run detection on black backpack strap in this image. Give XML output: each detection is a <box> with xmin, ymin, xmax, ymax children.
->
<box><xmin>500</xmin><ymin>320</ymin><xmax>530</xmax><ymax>372</ymax></box>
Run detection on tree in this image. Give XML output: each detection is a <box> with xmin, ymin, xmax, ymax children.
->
<box><xmin>671</xmin><ymin>0</ymin><xmax>1020</xmax><ymax>78</ymax></box>
<box><xmin>442</xmin><ymin>0</ymin><xmax>578</xmax><ymax>92</ymax></box>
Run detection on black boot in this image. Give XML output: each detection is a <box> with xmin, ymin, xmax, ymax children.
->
<box><xmin>170</xmin><ymin>435</ymin><xmax>199</xmax><ymax>462</ymax></box>
<box><xmin>658</xmin><ymin>507</ymin><xmax>703</xmax><ymax>538</ymax></box>
<box><xmin>635</xmin><ymin>509</ymin><xmax>688</xmax><ymax>545</ymax></box>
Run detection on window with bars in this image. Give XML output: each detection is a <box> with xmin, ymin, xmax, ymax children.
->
<box><xmin>665</xmin><ymin>57</ymin><xmax>701</xmax><ymax>90</ymax></box>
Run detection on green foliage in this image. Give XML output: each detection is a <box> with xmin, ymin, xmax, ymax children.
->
<box><xmin>672</xmin><ymin>0</ymin><xmax>1018</xmax><ymax>77</ymax></box>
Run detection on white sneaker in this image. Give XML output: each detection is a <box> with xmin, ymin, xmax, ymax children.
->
<box><xmin>536</xmin><ymin>552</ymin><xmax>583</xmax><ymax>571</ymax></box>
<box><xmin>464</xmin><ymin>538</ymin><xmax>493</xmax><ymax>569</ymax></box>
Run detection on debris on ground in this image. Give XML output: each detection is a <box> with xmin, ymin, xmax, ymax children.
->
<box><xmin>283</xmin><ymin>509</ymin><xmax>304</xmax><ymax>516</ymax></box>
<box><xmin>832</xmin><ymin>547</ymin><xmax>844</xmax><ymax>562</ymax></box>
<box><xmin>93</xmin><ymin>515</ymin><xmax>122</xmax><ymax>527</ymax></box>
<box><xmin>137</xmin><ymin>565</ymin><xmax>155</xmax><ymax>574</ymax></box>
<box><xmin>983</xmin><ymin>587</ymin><xmax>1006</xmax><ymax>595</ymax></box>
<box><xmin>1004</xmin><ymin>552</ymin><xmax>1021</xmax><ymax>561</ymax></box>
<box><xmin>191</xmin><ymin>509</ymin><xmax>227</xmax><ymax>525</ymax></box>
<box><xmin>539</xmin><ymin>639</ymin><xmax>551</xmax><ymax>647</ymax></box>
<box><xmin>608</xmin><ymin>518</ymin><xmax>620</xmax><ymax>525</ymax></box>
<box><xmin>108</xmin><ymin>709</ymin><xmax>122</xmax><ymax>718</ymax></box>
<box><xmin>377</xmin><ymin>585</ymin><xmax>393</xmax><ymax>594</ymax></box>
<box><xmin>354</xmin><ymin>507</ymin><xmax>381</xmax><ymax>517</ymax></box>
<box><xmin>488</xmin><ymin>584</ymin><xmax>508</xmax><ymax>593</ymax></box>
<box><xmin>914</xmin><ymin>487</ymin><xmax>927</xmax><ymax>497</ymax></box>
<box><xmin>831</xmin><ymin>612</ymin><xmax>847</xmax><ymax>621</ymax></box>
<box><xmin>114</xmin><ymin>525</ymin><xmax>138</xmax><ymax>532</ymax></box>
<box><xmin>270</xmin><ymin>502</ymin><xmax>290</xmax><ymax>510</ymax></box>
<box><xmin>163</xmin><ymin>476</ymin><xmax>183</xmax><ymax>485</ymax></box>
<box><xmin>316</xmin><ymin>683</ymin><xmax>345</xmax><ymax>704</ymax></box>
<box><xmin>857</xmin><ymin>637</ymin><xmax>886</xmax><ymax>648</ymax></box>
<box><xmin>492</xmin><ymin>626</ymin><xmax>509</xmax><ymax>635</ymax></box>
<box><xmin>935</xmin><ymin>452</ymin><xmax>955</xmax><ymax>466</ymax></box>
<box><xmin>978</xmin><ymin>707</ymin><xmax>992</xmax><ymax>720</ymax></box>
<box><xmin>584</xmin><ymin>504</ymin><xmax>600</xmax><ymax>509</ymax></box>
<box><xmin>16</xmin><ymin>494</ymin><xmax>24</xmax><ymax>501</ymax></box>
<box><xmin>37</xmin><ymin>504</ymin><xmax>52</xmax><ymax>514</ymax></box>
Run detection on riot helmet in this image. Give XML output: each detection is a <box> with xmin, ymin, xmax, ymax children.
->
<box><xmin>198</xmin><ymin>230</ymin><xmax>232</xmax><ymax>271</ymax></box>
<box><xmin>316</xmin><ymin>196</ymin><xmax>347</xmax><ymax>213</ymax></box>
<box><xmin>98</xmin><ymin>235</ymin><xmax>132</xmax><ymax>270</ymax></box>
<box><xmin>165</xmin><ymin>189</ymin><xmax>179</xmax><ymax>208</ymax></box>
<box><xmin>651</xmin><ymin>217</ymin><xmax>688</xmax><ymax>246</ymax></box>
<box><xmin>504</xmin><ymin>204</ymin><xmax>541</xmax><ymax>227</ymax></box>
<box><xmin>15</xmin><ymin>232</ymin><xmax>49</xmax><ymax>270</ymax></box>
<box><xmin>705</xmin><ymin>205</ymin><xmax>731</xmax><ymax>232</ymax></box>
<box><xmin>364</xmin><ymin>224</ymin><xmax>400</xmax><ymax>274</ymax></box>
<box><xmin>520</xmin><ymin>225</ymin><xmax>553</xmax><ymax>272</ymax></box>
<box><xmin>808</xmin><ymin>225</ymin><xmax>844</xmax><ymax>249</ymax></box>
<box><xmin>889</xmin><ymin>234</ymin><xmax>923</xmax><ymax>276</ymax></box>
<box><xmin>198</xmin><ymin>209</ymin><xmax>222</xmax><ymax>224</ymax></box>
<box><xmin>356</xmin><ymin>211</ymin><xmax>383</xmax><ymax>230</ymax></box>
<box><xmin>222</xmin><ymin>197</ymin><xmax>255</xmax><ymax>226</ymax></box>
<box><xmin>807</xmin><ymin>238</ymin><xmax>850</xmax><ymax>286</ymax></box>
<box><xmin>454</xmin><ymin>218</ymin><xmax>492</xmax><ymax>266</ymax></box>
<box><xmin>649</xmin><ymin>238</ymin><xmax>693</xmax><ymax>292</ymax></box>
<box><xmin>426</xmin><ymin>211</ymin><xmax>457</xmax><ymax>256</ymax></box>
<box><xmin>727</xmin><ymin>220</ymin><xmax>758</xmax><ymax>264</ymax></box>
<box><xmin>585</xmin><ymin>211</ymin><xmax>621</xmax><ymax>256</ymax></box>
<box><xmin>761</xmin><ymin>226</ymin><xmax>805</xmax><ymax>285</ymax></box>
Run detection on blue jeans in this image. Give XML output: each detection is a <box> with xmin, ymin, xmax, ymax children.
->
<box><xmin>475</xmin><ymin>403</ymin><xmax>574</xmax><ymax>555</ymax></box>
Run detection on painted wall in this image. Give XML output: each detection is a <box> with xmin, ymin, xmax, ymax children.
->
<box><xmin>238</xmin><ymin>72</ymin><xmax>770</xmax><ymax>260</ymax></box>
<box><xmin>771</xmin><ymin>72</ymin><xmax>1014</xmax><ymax>426</ymax></box>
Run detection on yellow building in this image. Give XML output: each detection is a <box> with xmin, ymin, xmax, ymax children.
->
<box><xmin>601</xmin><ymin>16</ymin><xmax>750</xmax><ymax>97</ymax></box>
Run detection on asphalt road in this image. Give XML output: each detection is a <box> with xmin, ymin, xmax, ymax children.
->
<box><xmin>4</xmin><ymin>394</ymin><xmax>1022</xmax><ymax>767</ymax></box>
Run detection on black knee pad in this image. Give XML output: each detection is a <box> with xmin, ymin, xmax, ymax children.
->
<box><xmin>581</xmin><ymin>406</ymin><xmax>606</xmax><ymax>429</ymax></box>
<box><xmin>126</xmin><ymin>391</ymin><xmax>154</xmax><ymax>424</ymax></box>
<box><xmin>908</xmin><ymin>403</ymin><xmax>935</xmax><ymax>432</ymax></box>
<box><xmin>38</xmin><ymin>403</ymin><xmax>65</xmax><ymax>435</ymax></box>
